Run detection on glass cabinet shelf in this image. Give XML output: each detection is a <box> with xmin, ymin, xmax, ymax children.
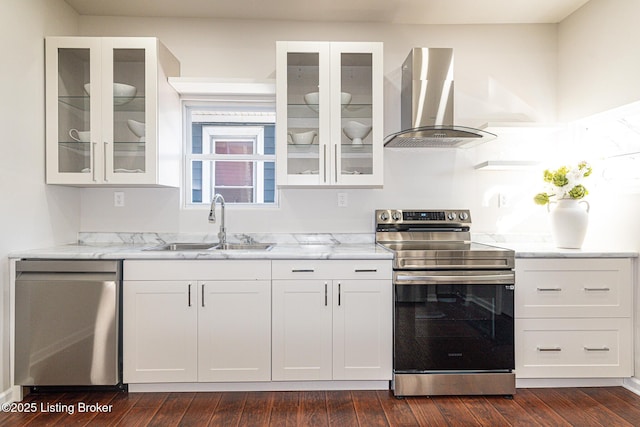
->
<box><xmin>287</xmin><ymin>144</ymin><xmax>373</xmax><ymax>159</ymax></box>
<box><xmin>287</xmin><ymin>103</ymin><xmax>373</xmax><ymax>119</ymax></box>
<box><xmin>58</xmin><ymin>96</ymin><xmax>145</xmax><ymax>112</ymax></box>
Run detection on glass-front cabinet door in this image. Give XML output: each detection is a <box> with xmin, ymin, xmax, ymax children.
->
<box><xmin>45</xmin><ymin>37</ymin><xmax>180</xmax><ymax>186</ymax></box>
<box><xmin>276</xmin><ymin>41</ymin><xmax>383</xmax><ymax>187</ymax></box>
<box><xmin>101</xmin><ymin>38</ymin><xmax>153</xmax><ymax>185</ymax></box>
<box><xmin>46</xmin><ymin>38</ymin><xmax>101</xmax><ymax>185</ymax></box>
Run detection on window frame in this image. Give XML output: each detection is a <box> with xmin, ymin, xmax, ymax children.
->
<box><xmin>181</xmin><ymin>97</ymin><xmax>278</xmax><ymax>209</ymax></box>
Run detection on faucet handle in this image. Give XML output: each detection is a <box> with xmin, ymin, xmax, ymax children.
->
<box><xmin>240</xmin><ymin>234</ymin><xmax>255</xmax><ymax>244</ymax></box>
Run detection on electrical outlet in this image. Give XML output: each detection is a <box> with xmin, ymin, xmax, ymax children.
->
<box><xmin>114</xmin><ymin>191</ymin><xmax>125</xmax><ymax>207</ymax></box>
<box><xmin>337</xmin><ymin>192</ymin><xmax>348</xmax><ymax>207</ymax></box>
<box><xmin>498</xmin><ymin>193</ymin><xmax>509</xmax><ymax>208</ymax></box>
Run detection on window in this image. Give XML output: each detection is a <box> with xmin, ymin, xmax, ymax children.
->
<box><xmin>185</xmin><ymin>106</ymin><xmax>276</xmax><ymax>206</ymax></box>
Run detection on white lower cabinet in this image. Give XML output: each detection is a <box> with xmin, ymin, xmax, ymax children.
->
<box><xmin>123</xmin><ymin>280</ymin><xmax>198</xmax><ymax>383</ymax></box>
<box><xmin>515</xmin><ymin>258</ymin><xmax>633</xmax><ymax>378</ymax></box>
<box><xmin>271</xmin><ymin>260</ymin><xmax>392</xmax><ymax>381</ymax></box>
<box><xmin>123</xmin><ymin>260</ymin><xmax>271</xmax><ymax>383</ymax></box>
<box><xmin>197</xmin><ymin>280</ymin><xmax>271</xmax><ymax>382</ymax></box>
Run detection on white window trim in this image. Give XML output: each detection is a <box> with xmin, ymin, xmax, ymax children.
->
<box><xmin>181</xmin><ymin>93</ymin><xmax>277</xmax><ymax>209</ymax></box>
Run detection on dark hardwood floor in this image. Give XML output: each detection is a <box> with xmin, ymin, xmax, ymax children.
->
<box><xmin>2</xmin><ymin>387</ymin><xmax>640</xmax><ymax>426</ymax></box>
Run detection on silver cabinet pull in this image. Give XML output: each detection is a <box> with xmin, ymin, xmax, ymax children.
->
<box><xmin>201</xmin><ymin>283</ymin><xmax>205</xmax><ymax>307</ymax></box>
<box><xmin>355</xmin><ymin>269</ymin><xmax>377</xmax><ymax>273</ymax></box>
<box><xmin>537</xmin><ymin>347</ymin><xmax>562</xmax><ymax>352</ymax></box>
<box><xmin>103</xmin><ymin>142</ymin><xmax>108</xmax><ymax>182</ymax></box>
<box><xmin>338</xmin><ymin>282</ymin><xmax>341</xmax><ymax>306</ymax></box>
<box><xmin>188</xmin><ymin>283</ymin><xmax>192</xmax><ymax>307</ymax></box>
<box><xmin>583</xmin><ymin>287</ymin><xmax>610</xmax><ymax>292</ymax></box>
<box><xmin>334</xmin><ymin>144</ymin><xmax>338</xmax><ymax>182</ymax></box>
<box><xmin>536</xmin><ymin>288</ymin><xmax>562</xmax><ymax>292</ymax></box>
<box><xmin>323</xmin><ymin>145</ymin><xmax>327</xmax><ymax>183</ymax></box>
<box><xmin>584</xmin><ymin>346</ymin><xmax>610</xmax><ymax>352</ymax></box>
<box><xmin>324</xmin><ymin>282</ymin><xmax>328</xmax><ymax>306</ymax></box>
<box><xmin>292</xmin><ymin>269</ymin><xmax>314</xmax><ymax>273</ymax></box>
<box><xmin>91</xmin><ymin>142</ymin><xmax>97</xmax><ymax>182</ymax></box>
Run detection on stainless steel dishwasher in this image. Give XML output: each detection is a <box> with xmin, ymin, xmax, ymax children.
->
<box><xmin>15</xmin><ymin>260</ymin><xmax>122</xmax><ymax>387</ymax></box>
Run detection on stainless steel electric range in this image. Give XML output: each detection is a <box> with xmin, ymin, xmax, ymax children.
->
<box><xmin>375</xmin><ymin>209</ymin><xmax>516</xmax><ymax>397</ymax></box>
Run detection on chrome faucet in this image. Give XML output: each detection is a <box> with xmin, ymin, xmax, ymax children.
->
<box><xmin>208</xmin><ymin>193</ymin><xmax>227</xmax><ymax>245</ymax></box>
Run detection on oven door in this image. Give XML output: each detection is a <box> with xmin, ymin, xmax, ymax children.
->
<box><xmin>394</xmin><ymin>270</ymin><xmax>514</xmax><ymax>373</ymax></box>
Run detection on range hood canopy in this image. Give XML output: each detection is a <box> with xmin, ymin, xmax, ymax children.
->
<box><xmin>384</xmin><ymin>48</ymin><xmax>496</xmax><ymax>148</ymax></box>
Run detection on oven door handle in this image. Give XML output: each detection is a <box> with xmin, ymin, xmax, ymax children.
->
<box><xmin>395</xmin><ymin>272</ymin><xmax>514</xmax><ymax>285</ymax></box>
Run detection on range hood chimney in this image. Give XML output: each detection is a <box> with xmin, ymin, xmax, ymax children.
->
<box><xmin>384</xmin><ymin>48</ymin><xmax>495</xmax><ymax>148</ymax></box>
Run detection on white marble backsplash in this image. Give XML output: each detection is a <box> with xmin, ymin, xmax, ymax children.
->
<box><xmin>77</xmin><ymin>232</ymin><xmax>375</xmax><ymax>246</ymax></box>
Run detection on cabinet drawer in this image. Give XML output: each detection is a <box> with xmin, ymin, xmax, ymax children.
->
<box><xmin>515</xmin><ymin>258</ymin><xmax>632</xmax><ymax>318</ymax></box>
<box><xmin>124</xmin><ymin>260</ymin><xmax>271</xmax><ymax>281</ymax></box>
<box><xmin>516</xmin><ymin>318</ymin><xmax>632</xmax><ymax>378</ymax></box>
<box><xmin>272</xmin><ymin>259</ymin><xmax>391</xmax><ymax>280</ymax></box>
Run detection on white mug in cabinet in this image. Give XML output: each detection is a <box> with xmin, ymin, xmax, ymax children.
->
<box><xmin>69</xmin><ymin>129</ymin><xmax>90</xmax><ymax>142</ymax></box>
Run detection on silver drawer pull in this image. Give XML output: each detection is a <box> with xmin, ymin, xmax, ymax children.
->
<box><xmin>536</xmin><ymin>288</ymin><xmax>562</xmax><ymax>292</ymax></box>
<box><xmin>537</xmin><ymin>347</ymin><xmax>562</xmax><ymax>352</ymax></box>
<box><xmin>584</xmin><ymin>346</ymin><xmax>610</xmax><ymax>352</ymax></box>
<box><xmin>583</xmin><ymin>287</ymin><xmax>610</xmax><ymax>292</ymax></box>
<box><xmin>292</xmin><ymin>269</ymin><xmax>315</xmax><ymax>273</ymax></box>
<box><xmin>355</xmin><ymin>269</ymin><xmax>377</xmax><ymax>273</ymax></box>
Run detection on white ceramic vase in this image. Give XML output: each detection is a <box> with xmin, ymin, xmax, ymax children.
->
<box><xmin>548</xmin><ymin>199</ymin><xmax>590</xmax><ymax>249</ymax></box>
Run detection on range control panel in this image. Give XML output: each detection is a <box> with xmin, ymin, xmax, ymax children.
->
<box><xmin>375</xmin><ymin>209</ymin><xmax>471</xmax><ymax>226</ymax></box>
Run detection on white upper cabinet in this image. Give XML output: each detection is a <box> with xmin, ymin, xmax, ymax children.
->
<box><xmin>276</xmin><ymin>41</ymin><xmax>383</xmax><ymax>187</ymax></box>
<box><xmin>45</xmin><ymin>37</ymin><xmax>181</xmax><ymax>186</ymax></box>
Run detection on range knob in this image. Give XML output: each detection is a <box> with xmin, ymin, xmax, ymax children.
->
<box><xmin>379</xmin><ymin>211</ymin><xmax>389</xmax><ymax>221</ymax></box>
<box><xmin>447</xmin><ymin>212</ymin><xmax>457</xmax><ymax>220</ymax></box>
<box><xmin>391</xmin><ymin>211</ymin><xmax>402</xmax><ymax>221</ymax></box>
<box><xmin>459</xmin><ymin>212</ymin><xmax>469</xmax><ymax>221</ymax></box>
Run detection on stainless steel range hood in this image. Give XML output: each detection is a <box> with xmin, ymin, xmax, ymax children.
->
<box><xmin>384</xmin><ymin>48</ymin><xmax>496</xmax><ymax>148</ymax></box>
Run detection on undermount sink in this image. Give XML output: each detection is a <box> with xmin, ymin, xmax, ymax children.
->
<box><xmin>213</xmin><ymin>243</ymin><xmax>273</xmax><ymax>251</ymax></box>
<box><xmin>145</xmin><ymin>242</ymin><xmax>273</xmax><ymax>251</ymax></box>
<box><xmin>146</xmin><ymin>243</ymin><xmax>217</xmax><ymax>251</ymax></box>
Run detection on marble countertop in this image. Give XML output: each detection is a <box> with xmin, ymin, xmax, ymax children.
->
<box><xmin>9</xmin><ymin>232</ymin><xmax>637</xmax><ymax>260</ymax></box>
<box><xmin>9</xmin><ymin>232</ymin><xmax>394</xmax><ymax>261</ymax></box>
<box><xmin>473</xmin><ymin>234</ymin><xmax>638</xmax><ymax>258</ymax></box>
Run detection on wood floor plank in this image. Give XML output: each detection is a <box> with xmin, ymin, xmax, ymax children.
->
<box><xmin>461</xmin><ymin>396</ymin><xmax>512</xmax><ymax>426</ymax></box>
<box><xmin>406</xmin><ymin>396</ymin><xmax>450</xmax><ymax>426</ymax></box>
<box><xmin>114</xmin><ymin>405</ymin><xmax>160</xmax><ymax>427</ymax></box>
<box><xmin>326</xmin><ymin>390</ymin><xmax>359</xmax><ymax>426</ymax></box>
<box><xmin>147</xmin><ymin>392</ymin><xmax>195</xmax><ymax>427</ymax></box>
<box><xmin>375</xmin><ymin>390</ymin><xmax>419</xmax><ymax>426</ymax></box>
<box><xmin>298</xmin><ymin>391</ymin><xmax>329</xmax><ymax>427</ymax></box>
<box><xmin>431</xmin><ymin>396</ymin><xmax>483</xmax><ymax>426</ymax></box>
<box><xmin>487</xmin><ymin>393</ymin><xmax>543</xmax><ymax>427</ymax></box>
<box><xmin>132</xmin><ymin>392</ymin><xmax>169</xmax><ymax>408</ymax></box>
<box><xmin>87</xmin><ymin>391</ymin><xmax>142</xmax><ymax>426</ymax></box>
<box><xmin>351</xmin><ymin>390</ymin><xmax>389</xmax><ymax>427</ymax></box>
<box><xmin>536</xmin><ymin>387</ymin><xmax>635</xmax><ymax>427</ymax></box>
<box><xmin>581</xmin><ymin>387</ymin><xmax>640</xmax><ymax>426</ymax></box>
<box><xmin>18</xmin><ymin>392</ymin><xmax>69</xmax><ymax>426</ymax></box>
<box><xmin>208</xmin><ymin>392</ymin><xmax>247</xmax><ymax>426</ymax></box>
<box><xmin>268</xmin><ymin>391</ymin><xmax>301</xmax><ymax>426</ymax></box>
<box><xmin>177</xmin><ymin>392</ymin><xmax>220</xmax><ymax>427</ymax></box>
<box><xmin>53</xmin><ymin>391</ymin><xmax>119</xmax><ymax>426</ymax></box>
<box><xmin>511</xmin><ymin>389</ymin><xmax>572</xmax><ymax>427</ymax></box>
<box><xmin>238</xmin><ymin>391</ymin><xmax>274</xmax><ymax>427</ymax></box>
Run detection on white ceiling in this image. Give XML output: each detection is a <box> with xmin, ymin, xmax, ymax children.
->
<box><xmin>63</xmin><ymin>0</ymin><xmax>590</xmax><ymax>25</ymax></box>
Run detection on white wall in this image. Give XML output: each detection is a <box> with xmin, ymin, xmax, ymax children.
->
<box><xmin>77</xmin><ymin>17</ymin><xmax>560</xmax><ymax>235</ymax></box>
<box><xmin>558</xmin><ymin>0</ymin><xmax>640</xmax><ymax>122</ymax></box>
<box><xmin>0</xmin><ymin>0</ymin><xmax>80</xmax><ymax>394</ymax></box>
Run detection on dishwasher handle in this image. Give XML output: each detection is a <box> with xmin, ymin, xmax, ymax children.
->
<box><xmin>16</xmin><ymin>260</ymin><xmax>121</xmax><ymax>275</ymax></box>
